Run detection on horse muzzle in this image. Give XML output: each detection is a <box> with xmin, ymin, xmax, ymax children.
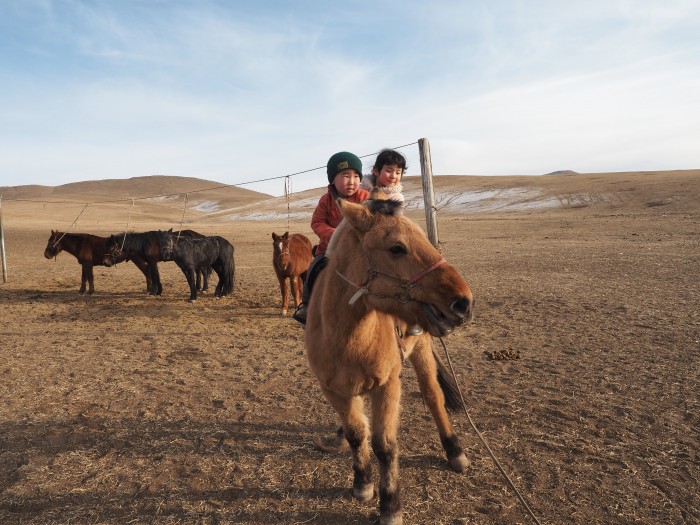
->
<box><xmin>421</xmin><ymin>295</ymin><xmax>474</xmax><ymax>337</ymax></box>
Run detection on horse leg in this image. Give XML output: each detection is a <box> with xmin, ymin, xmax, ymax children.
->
<box><xmin>132</xmin><ymin>257</ymin><xmax>154</xmax><ymax>293</ymax></box>
<box><xmin>79</xmin><ymin>264</ymin><xmax>87</xmax><ymax>294</ymax></box>
<box><xmin>408</xmin><ymin>338</ymin><xmax>469</xmax><ymax>472</ymax></box>
<box><xmin>86</xmin><ymin>264</ymin><xmax>95</xmax><ymax>294</ymax></box>
<box><xmin>291</xmin><ymin>275</ymin><xmax>302</xmax><ymax>308</ymax></box>
<box><xmin>185</xmin><ymin>268</ymin><xmax>197</xmax><ymax>301</ymax></box>
<box><xmin>148</xmin><ymin>259</ymin><xmax>162</xmax><ymax>295</ymax></box>
<box><xmin>203</xmin><ymin>266</ymin><xmax>212</xmax><ymax>291</ymax></box>
<box><xmin>321</xmin><ymin>388</ymin><xmax>374</xmax><ymax>502</ymax></box>
<box><xmin>370</xmin><ymin>375</ymin><xmax>403</xmax><ymax>525</ymax></box>
<box><xmin>279</xmin><ymin>276</ymin><xmax>290</xmax><ymax>316</ymax></box>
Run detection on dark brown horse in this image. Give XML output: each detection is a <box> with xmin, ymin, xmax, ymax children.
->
<box><xmin>104</xmin><ymin>231</ymin><xmax>165</xmax><ymax>295</ymax></box>
<box><xmin>271</xmin><ymin>232</ymin><xmax>313</xmax><ymax>316</ymax></box>
<box><xmin>104</xmin><ymin>229</ymin><xmax>216</xmax><ymax>296</ymax></box>
<box><xmin>43</xmin><ymin>230</ymin><xmax>151</xmax><ymax>294</ymax></box>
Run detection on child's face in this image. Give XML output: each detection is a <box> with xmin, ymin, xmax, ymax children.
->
<box><xmin>333</xmin><ymin>169</ymin><xmax>361</xmax><ymax>197</ymax></box>
<box><xmin>374</xmin><ymin>164</ymin><xmax>403</xmax><ymax>187</ymax></box>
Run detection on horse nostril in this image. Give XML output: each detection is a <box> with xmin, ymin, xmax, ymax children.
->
<box><xmin>450</xmin><ymin>296</ymin><xmax>474</xmax><ymax>320</ymax></box>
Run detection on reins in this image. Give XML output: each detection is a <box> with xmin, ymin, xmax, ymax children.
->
<box><xmin>335</xmin><ymin>228</ymin><xmax>544</xmax><ymax>524</ymax></box>
<box><xmin>437</xmin><ymin>336</ymin><xmax>544</xmax><ymax>525</ymax></box>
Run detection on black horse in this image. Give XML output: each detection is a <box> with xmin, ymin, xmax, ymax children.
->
<box><xmin>168</xmin><ymin>229</ymin><xmax>211</xmax><ymax>291</ymax></box>
<box><xmin>159</xmin><ymin>232</ymin><xmax>235</xmax><ymax>301</ymax></box>
<box><xmin>104</xmin><ymin>231</ymin><xmax>164</xmax><ymax>295</ymax></box>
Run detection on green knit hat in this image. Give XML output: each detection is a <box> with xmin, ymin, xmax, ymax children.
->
<box><xmin>326</xmin><ymin>151</ymin><xmax>363</xmax><ymax>183</ymax></box>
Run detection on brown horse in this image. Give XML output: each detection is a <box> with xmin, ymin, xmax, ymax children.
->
<box><xmin>271</xmin><ymin>232</ymin><xmax>313</xmax><ymax>315</ymax></box>
<box><xmin>304</xmin><ymin>195</ymin><xmax>474</xmax><ymax>525</ymax></box>
<box><xmin>43</xmin><ymin>230</ymin><xmax>151</xmax><ymax>294</ymax></box>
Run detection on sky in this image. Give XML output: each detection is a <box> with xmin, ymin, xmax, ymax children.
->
<box><xmin>1</xmin><ymin>0</ymin><xmax>699</xmax><ymax>196</ymax></box>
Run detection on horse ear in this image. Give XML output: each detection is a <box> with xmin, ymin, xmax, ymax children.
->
<box><xmin>272</xmin><ymin>232</ymin><xmax>279</xmax><ymax>241</ymax></box>
<box><xmin>168</xmin><ymin>227</ymin><xmax>173</xmax><ymax>232</ymax></box>
<box><xmin>283</xmin><ymin>232</ymin><xmax>289</xmax><ymax>239</ymax></box>
<box><xmin>337</xmin><ymin>198</ymin><xmax>373</xmax><ymax>232</ymax></box>
<box><xmin>370</xmin><ymin>188</ymin><xmax>388</xmax><ymax>201</ymax></box>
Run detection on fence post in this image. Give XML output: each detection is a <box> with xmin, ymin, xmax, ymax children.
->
<box><xmin>0</xmin><ymin>196</ymin><xmax>7</xmax><ymax>283</ymax></box>
<box><xmin>418</xmin><ymin>138</ymin><xmax>439</xmax><ymax>247</ymax></box>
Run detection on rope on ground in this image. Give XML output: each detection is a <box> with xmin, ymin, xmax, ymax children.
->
<box><xmin>438</xmin><ymin>336</ymin><xmax>544</xmax><ymax>525</ymax></box>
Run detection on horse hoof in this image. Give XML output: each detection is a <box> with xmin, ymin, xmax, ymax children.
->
<box><xmin>380</xmin><ymin>512</ymin><xmax>403</xmax><ymax>525</ymax></box>
<box><xmin>281</xmin><ymin>309</ymin><xmax>288</xmax><ymax>316</ymax></box>
<box><xmin>352</xmin><ymin>482</ymin><xmax>374</xmax><ymax>502</ymax></box>
<box><xmin>313</xmin><ymin>434</ymin><xmax>349</xmax><ymax>453</ymax></box>
<box><xmin>448</xmin><ymin>452</ymin><xmax>470</xmax><ymax>472</ymax></box>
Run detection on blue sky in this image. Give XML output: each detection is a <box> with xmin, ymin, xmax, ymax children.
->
<box><xmin>1</xmin><ymin>0</ymin><xmax>699</xmax><ymax>196</ymax></box>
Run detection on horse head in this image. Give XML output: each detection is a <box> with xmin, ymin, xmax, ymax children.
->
<box><xmin>332</xmin><ymin>197</ymin><xmax>474</xmax><ymax>336</ymax></box>
<box><xmin>103</xmin><ymin>234</ymin><xmax>124</xmax><ymax>267</ymax></box>
<box><xmin>159</xmin><ymin>232</ymin><xmax>176</xmax><ymax>261</ymax></box>
<box><xmin>272</xmin><ymin>232</ymin><xmax>291</xmax><ymax>272</ymax></box>
<box><xmin>43</xmin><ymin>230</ymin><xmax>63</xmax><ymax>259</ymax></box>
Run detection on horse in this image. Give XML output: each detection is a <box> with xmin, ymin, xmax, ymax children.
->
<box><xmin>271</xmin><ymin>232</ymin><xmax>313</xmax><ymax>315</ymax></box>
<box><xmin>168</xmin><ymin>229</ymin><xmax>210</xmax><ymax>292</ymax></box>
<box><xmin>159</xmin><ymin>232</ymin><xmax>235</xmax><ymax>301</ymax></box>
<box><xmin>43</xmin><ymin>230</ymin><xmax>151</xmax><ymax>294</ymax></box>
<box><xmin>304</xmin><ymin>194</ymin><xmax>474</xmax><ymax>525</ymax></box>
<box><xmin>104</xmin><ymin>231</ymin><xmax>164</xmax><ymax>295</ymax></box>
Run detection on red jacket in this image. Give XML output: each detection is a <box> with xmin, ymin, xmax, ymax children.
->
<box><xmin>311</xmin><ymin>185</ymin><xmax>370</xmax><ymax>255</ymax></box>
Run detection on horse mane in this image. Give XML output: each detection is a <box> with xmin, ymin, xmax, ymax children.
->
<box><xmin>325</xmin><ymin>196</ymin><xmax>403</xmax><ymax>258</ymax></box>
<box><xmin>365</xmin><ymin>197</ymin><xmax>403</xmax><ymax>217</ymax></box>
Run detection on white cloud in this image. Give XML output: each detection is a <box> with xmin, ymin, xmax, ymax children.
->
<box><xmin>0</xmin><ymin>1</ymin><xmax>699</xmax><ymax>194</ymax></box>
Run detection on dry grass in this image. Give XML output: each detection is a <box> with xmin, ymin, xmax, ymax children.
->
<box><xmin>0</xmin><ymin>170</ymin><xmax>698</xmax><ymax>524</ymax></box>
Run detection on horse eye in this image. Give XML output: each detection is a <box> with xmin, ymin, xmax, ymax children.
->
<box><xmin>389</xmin><ymin>245</ymin><xmax>407</xmax><ymax>255</ymax></box>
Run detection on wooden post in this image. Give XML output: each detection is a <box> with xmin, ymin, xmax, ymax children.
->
<box><xmin>0</xmin><ymin>196</ymin><xmax>7</xmax><ymax>283</ymax></box>
<box><xmin>418</xmin><ymin>138</ymin><xmax>439</xmax><ymax>247</ymax></box>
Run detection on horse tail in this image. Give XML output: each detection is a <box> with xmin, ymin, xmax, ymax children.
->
<box><xmin>217</xmin><ymin>240</ymin><xmax>235</xmax><ymax>296</ymax></box>
<box><xmin>433</xmin><ymin>348</ymin><xmax>465</xmax><ymax>413</ymax></box>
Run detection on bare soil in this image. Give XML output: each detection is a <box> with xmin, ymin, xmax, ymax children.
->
<box><xmin>0</xmin><ymin>171</ymin><xmax>698</xmax><ymax>524</ymax></box>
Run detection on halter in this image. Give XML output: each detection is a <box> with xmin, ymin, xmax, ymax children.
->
<box><xmin>276</xmin><ymin>246</ymin><xmax>291</xmax><ymax>271</ymax></box>
<box><xmin>49</xmin><ymin>232</ymin><xmax>65</xmax><ymax>252</ymax></box>
<box><xmin>336</xmin><ymin>231</ymin><xmax>446</xmax><ymax>306</ymax></box>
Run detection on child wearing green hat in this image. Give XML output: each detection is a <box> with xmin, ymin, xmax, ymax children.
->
<box><xmin>293</xmin><ymin>151</ymin><xmax>370</xmax><ymax>325</ymax></box>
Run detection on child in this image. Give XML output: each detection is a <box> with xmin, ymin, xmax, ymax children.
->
<box><xmin>360</xmin><ymin>148</ymin><xmax>423</xmax><ymax>336</ymax></box>
<box><xmin>360</xmin><ymin>148</ymin><xmax>407</xmax><ymax>203</ymax></box>
<box><xmin>293</xmin><ymin>151</ymin><xmax>370</xmax><ymax>325</ymax></box>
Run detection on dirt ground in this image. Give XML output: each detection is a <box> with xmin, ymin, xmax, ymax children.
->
<box><xmin>0</xmin><ymin>172</ymin><xmax>698</xmax><ymax>524</ymax></box>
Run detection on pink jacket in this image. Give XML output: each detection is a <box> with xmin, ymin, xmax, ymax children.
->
<box><xmin>311</xmin><ymin>185</ymin><xmax>370</xmax><ymax>255</ymax></box>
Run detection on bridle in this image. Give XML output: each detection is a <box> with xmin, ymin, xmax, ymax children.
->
<box><xmin>105</xmin><ymin>232</ymin><xmax>129</xmax><ymax>262</ymax></box>
<box><xmin>48</xmin><ymin>234</ymin><xmax>63</xmax><ymax>253</ymax></box>
<box><xmin>336</xmin><ymin>231</ymin><xmax>446</xmax><ymax>306</ymax></box>
<box><xmin>276</xmin><ymin>245</ymin><xmax>291</xmax><ymax>271</ymax></box>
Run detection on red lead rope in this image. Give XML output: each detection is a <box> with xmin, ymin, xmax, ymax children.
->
<box><xmin>407</xmin><ymin>257</ymin><xmax>446</xmax><ymax>285</ymax></box>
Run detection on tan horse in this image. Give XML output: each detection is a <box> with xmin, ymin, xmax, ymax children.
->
<box><xmin>305</xmin><ymin>195</ymin><xmax>474</xmax><ymax>525</ymax></box>
<box><xmin>271</xmin><ymin>232</ymin><xmax>313</xmax><ymax>315</ymax></box>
